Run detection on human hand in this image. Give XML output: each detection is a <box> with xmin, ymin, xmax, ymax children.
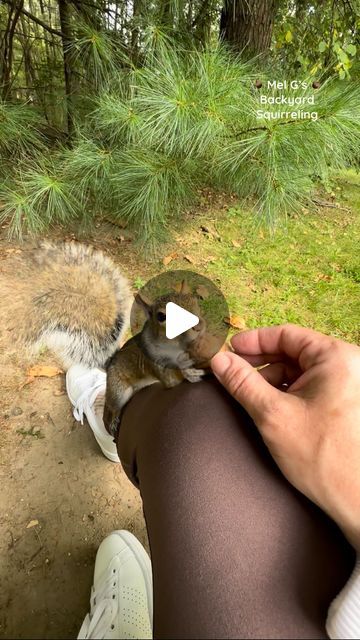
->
<box><xmin>211</xmin><ymin>325</ymin><xmax>360</xmax><ymax>550</ymax></box>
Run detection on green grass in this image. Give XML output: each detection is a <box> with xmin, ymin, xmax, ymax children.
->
<box><xmin>161</xmin><ymin>169</ymin><xmax>360</xmax><ymax>343</ymax></box>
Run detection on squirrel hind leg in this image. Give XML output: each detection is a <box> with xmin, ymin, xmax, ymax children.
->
<box><xmin>103</xmin><ymin>384</ymin><xmax>134</xmax><ymax>439</ymax></box>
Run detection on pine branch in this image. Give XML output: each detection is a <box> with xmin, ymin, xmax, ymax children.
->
<box><xmin>312</xmin><ymin>198</ymin><xmax>351</xmax><ymax>212</ymax></box>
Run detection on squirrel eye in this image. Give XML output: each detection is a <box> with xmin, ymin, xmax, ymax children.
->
<box><xmin>157</xmin><ymin>311</ymin><xmax>166</xmax><ymax>323</ymax></box>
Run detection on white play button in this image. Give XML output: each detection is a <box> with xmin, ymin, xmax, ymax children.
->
<box><xmin>165</xmin><ymin>302</ymin><xmax>199</xmax><ymax>340</ymax></box>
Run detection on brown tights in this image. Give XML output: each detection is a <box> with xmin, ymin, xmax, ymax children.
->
<box><xmin>117</xmin><ymin>378</ymin><xmax>355</xmax><ymax>639</ymax></box>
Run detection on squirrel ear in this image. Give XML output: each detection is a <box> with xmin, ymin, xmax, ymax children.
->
<box><xmin>135</xmin><ymin>291</ymin><xmax>152</xmax><ymax>317</ymax></box>
<box><xmin>179</xmin><ymin>280</ymin><xmax>191</xmax><ymax>294</ymax></box>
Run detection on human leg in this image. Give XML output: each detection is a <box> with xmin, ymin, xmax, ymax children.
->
<box><xmin>118</xmin><ymin>378</ymin><xmax>355</xmax><ymax>639</ymax></box>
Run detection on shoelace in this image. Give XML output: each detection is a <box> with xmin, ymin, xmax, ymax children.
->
<box><xmin>78</xmin><ymin>574</ymin><xmax>118</xmax><ymax>640</ymax></box>
<box><xmin>73</xmin><ymin>371</ymin><xmax>106</xmax><ymax>429</ymax></box>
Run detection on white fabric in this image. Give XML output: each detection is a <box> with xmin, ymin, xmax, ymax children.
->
<box><xmin>66</xmin><ymin>365</ymin><xmax>119</xmax><ymax>463</ymax></box>
<box><xmin>327</xmin><ymin>556</ymin><xmax>360</xmax><ymax>639</ymax></box>
<box><xmin>72</xmin><ymin>370</ymin><xmax>106</xmax><ymax>433</ymax></box>
<box><xmin>78</xmin><ymin>531</ymin><xmax>153</xmax><ymax>640</ymax></box>
<box><xmin>78</xmin><ymin>576</ymin><xmax>118</xmax><ymax>640</ymax></box>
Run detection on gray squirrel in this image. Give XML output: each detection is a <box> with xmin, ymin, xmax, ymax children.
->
<box><xmin>2</xmin><ymin>242</ymin><xmax>215</xmax><ymax>437</ymax></box>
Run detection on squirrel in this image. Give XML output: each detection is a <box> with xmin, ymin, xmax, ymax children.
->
<box><xmin>104</xmin><ymin>289</ymin><xmax>208</xmax><ymax>436</ymax></box>
<box><xmin>2</xmin><ymin>241</ymin><xmax>221</xmax><ymax>438</ymax></box>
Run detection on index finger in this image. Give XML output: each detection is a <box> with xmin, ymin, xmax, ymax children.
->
<box><xmin>231</xmin><ymin>324</ymin><xmax>332</xmax><ymax>370</ymax></box>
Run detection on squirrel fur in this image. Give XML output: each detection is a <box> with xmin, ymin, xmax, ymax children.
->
<box><xmin>104</xmin><ymin>290</ymin><xmax>207</xmax><ymax>435</ymax></box>
<box><xmin>1</xmin><ymin>242</ymin><xmax>132</xmax><ymax>369</ymax></box>
<box><xmin>2</xmin><ymin>241</ymin><xmax>218</xmax><ymax>437</ymax></box>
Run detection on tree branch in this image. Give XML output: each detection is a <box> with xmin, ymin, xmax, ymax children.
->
<box><xmin>0</xmin><ymin>28</ymin><xmax>61</xmax><ymax>45</ymax></box>
<box><xmin>1</xmin><ymin>0</ymin><xmax>64</xmax><ymax>38</ymax></box>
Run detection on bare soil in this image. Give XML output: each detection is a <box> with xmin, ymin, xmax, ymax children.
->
<box><xmin>0</xmin><ymin>224</ymin><xmax>153</xmax><ymax>640</ymax></box>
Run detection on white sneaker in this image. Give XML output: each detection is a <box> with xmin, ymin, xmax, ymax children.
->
<box><xmin>66</xmin><ymin>364</ymin><xmax>120</xmax><ymax>463</ymax></box>
<box><xmin>78</xmin><ymin>530</ymin><xmax>153</xmax><ymax>640</ymax></box>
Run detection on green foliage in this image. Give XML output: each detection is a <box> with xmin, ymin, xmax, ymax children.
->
<box><xmin>0</xmin><ymin>157</ymin><xmax>80</xmax><ymax>236</ymax></box>
<box><xmin>0</xmin><ymin>101</ymin><xmax>44</xmax><ymax>160</ymax></box>
<box><xmin>1</xmin><ymin>44</ymin><xmax>360</xmax><ymax>247</ymax></box>
<box><xmin>274</xmin><ymin>1</ymin><xmax>358</xmax><ymax>79</ymax></box>
<box><xmin>69</xmin><ymin>20</ymin><xmax>127</xmax><ymax>90</ymax></box>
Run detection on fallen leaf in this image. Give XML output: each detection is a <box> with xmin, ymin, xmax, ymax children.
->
<box><xmin>183</xmin><ymin>254</ymin><xmax>195</xmax><ymax>264</ymax></box>
<box><xmin>316</xmin><ymin>273</ymin><xmax>332</xmax><ymax>281</ymax></box>
<box><xmin>162</xmin><ymin>252</ymin><xmax>177</xmax><ymax>266</ymax></box>
<box><xmin>196</xmin><ymin>285</ymin><xmax>210</xmax><ymax>299</ymax></box>
<box><xmin>27</xmin><ymin>365</ymin><xmax>63</xmax><ymax>378</ymax></box>
<box><xmin>23</xmin><ymin>365</ymin><xmax>63</xmax><ymax>387</ymax></box>
<box><xmin>26</xmin><ymin>519</ymin><xmax>39</xmax><ymax>529</ymax></box>
<box><xmin>224</xmin><ymin>315</ymin><xmax>247</xmax><ymax>330</ymax></box>
<box><xmin>231</xmin><ymin>239</ymin><xmax>241</xmax><ymax>248</ymax></box>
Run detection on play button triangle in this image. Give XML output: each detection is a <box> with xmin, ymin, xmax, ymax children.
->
<box><xmin>165</xmin><ymin>302</ymin><xmax>199</xmax><ymax>340</ymax></box>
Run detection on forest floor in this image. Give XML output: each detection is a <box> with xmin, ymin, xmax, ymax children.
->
<box><xmin>0</xmin><ymin>170</ymin><xmax>359</xmax><ymax>639</ymax></box>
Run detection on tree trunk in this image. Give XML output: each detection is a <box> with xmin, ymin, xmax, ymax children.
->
<box><xmin>220</xmin><ymin>0</ymin><xmax>277</xmax><ymax>57</ymax></box>
<box><xmin>58</xmin><ymin>0</ymin><xmax>74</xmax><ymax>138</ymax></box>
<box><xmin>194</xmin><ymin>0</ymin><xmax>217</xmax><ymax>47</ymax></box>
<box><xmin>131</xmin><ymin>0</ymin><xmax>143</xmax><ymax>63</ymax></box>
<box><xmin>1</xmin><ymin>0</ymin><xmax>24</xmax><ymax>100</ymax></box>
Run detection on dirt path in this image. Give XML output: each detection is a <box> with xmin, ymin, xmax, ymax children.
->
<box><xmin>0</xmin><ymin>228</ymin><xmax>150</xmax><ymax>639</ymax></box>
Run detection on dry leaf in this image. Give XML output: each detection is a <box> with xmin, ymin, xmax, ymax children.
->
<box><xmin>26</xmin><ymin>519</ymin><xmax>39</xmax><ymax>529</ymax></box>
<box><xmin>224</xmin><ymin>315</ymin><xmax>247</xmax><ymax>330</ymax></box>
<box><xmin>162</xmin><ymin>252</ymin><xmax>177</xmax><ymax>266</ymax></box>
<box><xmin>196</xmin><ymin>285</ymin><xmax>210</xmax><ymax>299</ymax></box>
<box><xmin>27</xmin><ymin>365</ymin><xmax>63</xmax><ymax>378</ymax></box>
<box><xmin>231</xmin><ymin>239</ymin><xmax>241</xmax><ymax>248</ymax></box>
<box><xmin>183</xmin><ymin>254</ymin><xmax>195</xmax><ymax>264</ymax></box>
<box><xmin>23</xmin><ymin>365</ymin><xmax>63</xmax><ymax>386</ymax></box>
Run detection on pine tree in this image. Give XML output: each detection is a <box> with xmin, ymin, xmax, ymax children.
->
<box><xmin>1</xmin><ymin>40</ymin><xmax>359</xmax><ymax>247</ymax></box>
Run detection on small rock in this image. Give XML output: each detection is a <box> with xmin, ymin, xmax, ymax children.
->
<box><xmin>11</xmin><ymin>406</ymin><xmax>23</xmax><ymax>416</ymax></box>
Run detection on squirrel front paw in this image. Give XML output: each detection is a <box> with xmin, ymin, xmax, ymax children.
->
<box><xmin>177</xmin><ymin>352</ymin><xmax>195</xmax><ymax>369</ymax></box>
<box><xmin>182</xmin><ymin>367</ymin><xmax>206</xmax><ymax>383</ymax></box>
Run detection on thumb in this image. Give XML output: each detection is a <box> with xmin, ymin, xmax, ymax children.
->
<box><xmin>211</xmin><ymin>351</ymin><xmax>283</xmax><ymax>424</ymax></box>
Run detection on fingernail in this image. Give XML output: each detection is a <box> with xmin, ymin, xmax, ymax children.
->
<box><xmin>211</xmin><ymin>352</ymin><xmax>232</xmax><ymax>377</ymax></box>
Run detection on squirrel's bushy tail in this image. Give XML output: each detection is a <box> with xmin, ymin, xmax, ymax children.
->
<box><xmin>0</xmin><ymin>242</ymin><xmax>133</xmax><ymax>369</ymax></box>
